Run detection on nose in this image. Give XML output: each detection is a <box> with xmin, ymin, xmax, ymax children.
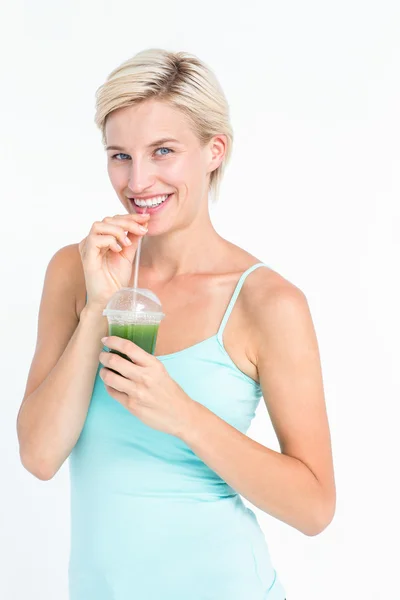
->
<box><xmin>127</xmin><ymin>156</ymin><xmax>156</xmax><ymax>194</ymax></box>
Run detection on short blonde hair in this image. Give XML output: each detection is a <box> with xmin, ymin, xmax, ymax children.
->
<box><xmin>94</xmin><ymin>48</ymin><xmax>233</xmax><ymax>203</ymax></box>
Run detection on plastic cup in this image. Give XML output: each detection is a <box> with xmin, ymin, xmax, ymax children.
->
<box><xmin>102</xmin><ymin>288</ymin><xmax>165</xmax><ymax>371</ymax></box>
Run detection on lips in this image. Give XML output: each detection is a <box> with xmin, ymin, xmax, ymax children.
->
<box><xmin>130</xmin><ymin>193</ymin><xmax>173</xmax><ymax>214</ymax></box>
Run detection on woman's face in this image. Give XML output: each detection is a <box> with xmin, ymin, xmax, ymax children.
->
<box><xmin>105</xmin><ymin>99</ymin><xmax>225</xmax><ymax>235</ymax></box>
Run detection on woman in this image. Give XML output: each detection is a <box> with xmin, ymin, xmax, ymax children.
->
<box><xmin>18</xmin><ymin>49</ymin><xmax>335</xmax><ymax>599</ymax></box>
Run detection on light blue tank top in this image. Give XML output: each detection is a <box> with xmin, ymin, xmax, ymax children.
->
<box><xmin>68</xmin><ymin>262</ymin><xmax>286</xmax><ymax>600</ymax></box>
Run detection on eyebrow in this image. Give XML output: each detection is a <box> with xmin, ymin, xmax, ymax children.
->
<box><xmin>106</xmin><ymin>138</ymin><xmax>181</xmax><ymax>152</ymax></box>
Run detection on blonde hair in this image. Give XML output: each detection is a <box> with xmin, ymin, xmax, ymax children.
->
<box><xmin>94</xmin><ymin>48</ymin><xmax>233</xmax><ymax>203</ymax></box>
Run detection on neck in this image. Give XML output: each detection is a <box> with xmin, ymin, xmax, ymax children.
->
<box><xmin>138</xmin><ymin>206</ymin><xmax>226</xmax><ymax>282</ymax></box>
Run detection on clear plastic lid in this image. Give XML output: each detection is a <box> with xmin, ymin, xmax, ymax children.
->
<box><xmin>102</xmin><ymin>287</ymin><xmax>165</xmax><ymax>324</ymax></box>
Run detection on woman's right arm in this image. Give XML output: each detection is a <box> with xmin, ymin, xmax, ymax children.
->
<box><xmin>17</xmin><ymin>212</ymin><xmax>150</xmax><ymax>480</ymax></box>
<box><xmin>16</xmin><ymin>245</ymin><xmax>107</xmax><ymax>481</ymax></box>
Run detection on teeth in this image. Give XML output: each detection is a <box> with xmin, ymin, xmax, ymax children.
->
<box><xmin>132</xmin><ymin>194</ymin><xmax>170</xmax><ymax>207</ymax></box>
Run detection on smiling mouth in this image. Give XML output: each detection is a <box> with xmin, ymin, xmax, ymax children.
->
<box><xmin>130</xmin><ymin>193</ymin><xmax>171</xmax><ymax>208</ymax></box>
<box><xmin>129</xmin><ymin>193</ymin><xmax>174</xmax><ymax>214</ymax></box>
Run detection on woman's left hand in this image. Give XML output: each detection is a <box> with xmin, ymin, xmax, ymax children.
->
<box><xmin>99</xmin><ymin>336</ymin><xmax>197</xmax><ymax>438</ymax></box>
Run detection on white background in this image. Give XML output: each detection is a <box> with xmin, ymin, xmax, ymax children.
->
<box><xmin>1</xmin><ymin>1</ymin><xmax>399</xmax><ymax>598</ymax></box>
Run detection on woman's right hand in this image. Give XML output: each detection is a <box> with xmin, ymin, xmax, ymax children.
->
<box><xmin>78</xmin><ymin>212</ymin><xmax>151</xmax><ymax>310</ymax></box>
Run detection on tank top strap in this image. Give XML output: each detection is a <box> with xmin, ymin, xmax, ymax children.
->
<box><xmin>216</xmin><ymin>262</ymin><xmax>269</xmax><ymax>345</ymax></box>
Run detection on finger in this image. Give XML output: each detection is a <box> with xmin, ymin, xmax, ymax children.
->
<box><xmin>102</xmin><ymin>380</ymin><xmax>141</xmax><ymax>418</ymax></box>
<box><xmin>103</xmin><ymin>383</ymin><xmax>130</xmax><ymax>408</ymax></box>
<box><xmin>100</xmin><ymin>350</ymin><xmax>140</xmax><ymax>381</ymax></box>
<box><xmin>80</xmin><ymin>233</ymin><xmax>123</xmax><ymax>255</ymax></box>
<box><xmin>100</xmin><ymin>368</ymin><xmax>132</xmax><ymax>396</ymax></box>
<box><xmin>102</xmin><ymin>336</ymin><xmax>152</xmax><ymax>366</ymax></box>
<box><xmin>93</xmin><ymin>220</ymin><xmax>148</xmax><ymax>248</ymax></box>
<box><xmin>102</xmin><ymin>216</ymin><xmax>150</xmax><ymax>232</ymax></box>
<box><xmin>112</xmin><ymin>213</ymin><xmax>150</xmax><ymax>221</ymax></box>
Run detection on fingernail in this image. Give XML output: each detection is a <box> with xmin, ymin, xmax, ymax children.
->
<box><xmin>139</xmin><ymin>226</ymin><xmax>148</xmax><ymax>233</ymax></box>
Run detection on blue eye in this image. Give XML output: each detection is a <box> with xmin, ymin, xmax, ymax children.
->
<box><xmin>155</xmin><ymin>147</ymin><xmax>173</xmax><ymax>156</ymax></box>
<box><xmin>112</xmin><ymin>153</ymin><xmax>130</xmax><ymax>161</ymax></box>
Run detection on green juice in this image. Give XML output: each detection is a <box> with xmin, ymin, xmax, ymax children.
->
<box><xmin>109</xmin><ymin>322</ymin><xmax>160</xmax><ymax>355</ymax></box>
<box><xmin>107</xmin><ymin>322</ymin><xmax>159</xmax><ymax>370</ymax></box>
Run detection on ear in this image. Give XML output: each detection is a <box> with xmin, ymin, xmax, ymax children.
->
<box><xmin>207</xmin><ymin>135</ymin><xmax>227</xmax><ymax>173</ymax></box>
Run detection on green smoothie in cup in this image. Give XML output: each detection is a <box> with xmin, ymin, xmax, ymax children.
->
<box><xmin>102</xmin><ymin>287</ymin><xmax>165</xmax><ymax>375</ymax></box>
<box><xmin>109</xmin><ymin>322</ymin><xmax>160</xmax><ymax>357</ymax></box>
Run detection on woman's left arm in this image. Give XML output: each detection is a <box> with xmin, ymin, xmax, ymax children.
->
<box><xmin>179</xmin><ymin>283</ymin><xmax>336</xmax><ymax>537</ymax></box>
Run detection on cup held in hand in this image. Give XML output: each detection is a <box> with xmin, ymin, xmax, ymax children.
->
<box><xmin>102</xmin><ymin>288</ymin><xmax>165</xmax><ymax>358</ymax></box>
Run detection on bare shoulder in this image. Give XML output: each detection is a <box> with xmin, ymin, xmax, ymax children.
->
<box><xmin>54</xmin><ymin>242</ymin><xmax>85</xmax><ymax>319</ymax></box>
<box><xmin>242</xmin><ymin>263</ymin><xmax>306</xmax><ymax>317</ymax></box>
<box><xmin>51</xmin><ymin>242</ymin><xmax>81</xmax><ymax>280</ymax></box>
<box><xmin>240</xmin><ymin>264</ymin><xmax>309</xmax><ymax>364</ymax></box>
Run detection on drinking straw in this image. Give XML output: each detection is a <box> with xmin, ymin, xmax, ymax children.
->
<box><xmin>132</xmin><ymin>207</ymin><xmax>147</xmax><ymax>308</ymax></box>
